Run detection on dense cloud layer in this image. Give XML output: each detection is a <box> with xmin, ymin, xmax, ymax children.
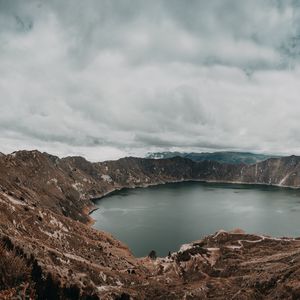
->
<box><xmin>1</xmin><ymin>0</ymin><xmax>300</xmax><ymax>161</ymax></box>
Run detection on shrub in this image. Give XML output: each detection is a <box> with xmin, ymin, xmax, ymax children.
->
<box><xmin>148</xmin><ymin>250</ymin><xmax>157</xmax><ymax>260</ymax></box>
<box><xmin>0</xmin><ymin>242</ymin><xmax>29</xmax><ymax>290</ymax></box>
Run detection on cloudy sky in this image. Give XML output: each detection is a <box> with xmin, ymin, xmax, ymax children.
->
<box><xmin>1</xmin><ymin>0</ymin><xmax>300</xmax><ymax>161</ymax></box>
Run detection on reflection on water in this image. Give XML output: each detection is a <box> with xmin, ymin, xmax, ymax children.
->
<box><xmin>91</xmin><ymin>181</ymin><xmax>300</xmax><ymax>257</ymax></box>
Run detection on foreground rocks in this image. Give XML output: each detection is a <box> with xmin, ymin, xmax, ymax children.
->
<box><xmin>1</xmin><ymin>150</ymin><xmax>300</xmax><ymax>299</ymax></box>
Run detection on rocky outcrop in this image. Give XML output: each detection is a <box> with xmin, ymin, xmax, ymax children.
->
<box><xmin>1</xmin><ymin>150</ymin><xmax>300</xmax><ymax>299</ymax></box>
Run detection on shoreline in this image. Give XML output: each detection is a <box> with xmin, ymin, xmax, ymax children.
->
<box><xmin>83</xmin><ymin>178</ymin><xmax>300</xmax><ymax>227</ymax></box>
<box><xmin>82</xmin><ymin>205</ymin><xmax>97</xmax><ymax>226</ymax></box>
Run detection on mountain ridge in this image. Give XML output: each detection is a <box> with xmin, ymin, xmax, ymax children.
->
<box><xmin>146</xmin><ymin>150</ymin><xmax>280</xmax><ymax>164</ymax></box>
<box><xmin>1</xmin><ymin>150</ymin><xmax>300</xmax><ymax>298</ymax></box>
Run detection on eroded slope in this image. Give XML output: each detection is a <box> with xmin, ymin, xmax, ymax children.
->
<box><xmin>1</xmin><ymin>151</ymin><xmax>300</xmax><ymax>299</ymax></box>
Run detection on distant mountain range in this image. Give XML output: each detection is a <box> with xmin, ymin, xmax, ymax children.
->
<box><xmin>146</xmin><ymin>151</ymin><xmax>280</xmax><ymax>164</ymax></box>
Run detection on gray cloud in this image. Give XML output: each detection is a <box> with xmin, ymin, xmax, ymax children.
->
<box><xmin>0</xmin><ymin>0</ymin><xmax>300</xmax><ymax>161</ymax></box>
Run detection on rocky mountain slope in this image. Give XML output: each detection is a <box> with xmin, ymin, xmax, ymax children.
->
<box><xmin>1</xmin><ymin>150</ymin><xmax>300</xmax><ymax>299</ymax></box>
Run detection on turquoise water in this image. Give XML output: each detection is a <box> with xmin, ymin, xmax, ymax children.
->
<box><xmin>91</xmin><ymin>181</ymin><xmax>300</xmax><ymax>257</ymax></box>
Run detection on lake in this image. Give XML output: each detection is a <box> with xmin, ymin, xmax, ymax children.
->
<box><xmin>91</xmin><ymin>181</ymin><xmax>300</xmax><ymax>257</ymax></box>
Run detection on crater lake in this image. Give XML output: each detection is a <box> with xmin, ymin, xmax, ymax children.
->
<box><xmin>91</xmin><ymin>181</ymin><xmax>300</xmax><ymax>257</ymax></box>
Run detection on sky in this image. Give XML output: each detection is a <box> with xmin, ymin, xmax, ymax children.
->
<box><xmin>1</xmin><ymin>0</ymin><xmax>300</xmax><ymax>161</ymax></box>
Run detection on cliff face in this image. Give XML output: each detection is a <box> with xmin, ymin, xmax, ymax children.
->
<box><xmin>1</xmin><ymin>150</ymin><xmax>300</xmax><ymax>299</ymax></box>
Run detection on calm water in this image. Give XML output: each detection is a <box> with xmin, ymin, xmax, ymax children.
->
<box><xmin>91</xmin><ymin>181</ymin><xmax>300</xmax><ymax>257</ymax></box>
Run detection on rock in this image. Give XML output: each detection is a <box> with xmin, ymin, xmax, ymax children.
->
<box><xmin>148</xmin><ymin>250</ymin><xmax>157</xmax><ymax>260</ymax></box>
<box><xmin>0</xmin><ymin>150</ymin><xmax>300</xmax><ymax>298</ymax></box>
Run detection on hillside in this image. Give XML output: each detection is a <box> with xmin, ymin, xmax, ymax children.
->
<box><xmin>0</xmin><ymin>150</ymin><xmax>300</xmax><ymax>299</ymax></box>
<box><xmin>146</xmin><ymin>151</ymin><xmax>279</xmax><ymax>164</ymax></box>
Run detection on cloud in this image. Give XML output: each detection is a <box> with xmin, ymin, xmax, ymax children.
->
<box><xmin>0</xmin><ymin>0</ymin><xmax>300</xmax><ymax>161</ymax></box>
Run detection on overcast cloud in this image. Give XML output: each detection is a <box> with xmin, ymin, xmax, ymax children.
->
<box><xmin>1</xmin><ymin>0</ymin><xmax>300</xmax><ymax>161</ymax></box>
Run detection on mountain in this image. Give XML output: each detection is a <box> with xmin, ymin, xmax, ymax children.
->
<box><xmin>146</xmin><ymin>151</ymin><xmax>279</xmax><ymax>164</ymax></box>
<box><xmin>1</xmin><ymin>150</ymin><xmax>300</xmax><ymax>298</ymax></box>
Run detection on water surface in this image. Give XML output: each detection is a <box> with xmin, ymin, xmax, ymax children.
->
<box><xmin>92</xmin><ymin>181</ymin><xmax>300</xmax><ymax>257</ymax></box>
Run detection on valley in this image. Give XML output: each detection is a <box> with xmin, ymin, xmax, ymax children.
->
<box><xmin>1</xmin><ymin>150</ymin><xmax>300</xmax><ymax>299</ymax></box>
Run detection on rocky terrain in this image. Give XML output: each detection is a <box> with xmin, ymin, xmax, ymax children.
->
<box><xmin>1</xmin><ymin>150</ymin><xmax>300</xmax><ymax>299</ymax></box>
